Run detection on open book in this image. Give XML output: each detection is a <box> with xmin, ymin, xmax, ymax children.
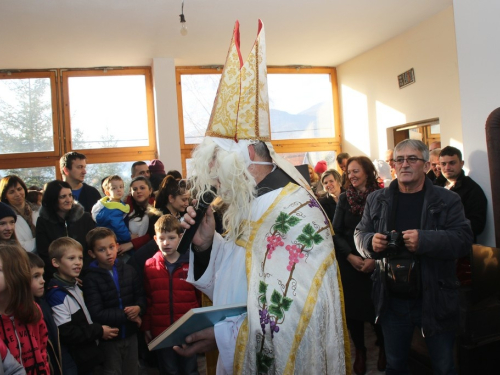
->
<box><xmin>148</xmin><ymin>302</ymin><xmax>247</xmax><ymax>351</ymax></box>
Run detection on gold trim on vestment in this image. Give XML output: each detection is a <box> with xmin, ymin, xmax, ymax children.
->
<box><xmin>283</xmin><ymin>248</ymin><xmax>336</xmax><ymax>374</ymax></box>
<box><xmin>233</xmin><ymin>182</ymin><xmax>350</xmax><ymax>374</ymax></box>
<box><xmin>233</xmin><ymin>317</ymin><xmax>249</xmax><ymax>374</ymax></box>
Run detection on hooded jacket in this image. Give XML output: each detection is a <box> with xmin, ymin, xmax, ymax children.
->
<box><xmin>91</xmin><ymin>197</ymin><xmax>131</xmax><ymax>243</ymax></box>
<box><xmin>35</xmin><ymin>203</ymin><xmax>95</xmax><ymax>278</ymax></box>
<box><xmin>83</xmin><ymin>259</ymin><xmax>146</xmax><ymax>340</ymax></box>
<box><xmin>0</xmin><ymin>306</ymin><xmax>49</xmax><ymax>374</ymax></box>
<box><xmin>46</xmin><ymin>276</ymin><xmax>104</xmax><ymax>374</ymax></box>
<box><xmin>143</xmin><ymin>251</ymin><xmax>200</xmax><ymax>338</ymax></box>
<box><xmin>354</xmin><ymin>178</ymin><xmax>473</xmax><ymax>336</ymax></box>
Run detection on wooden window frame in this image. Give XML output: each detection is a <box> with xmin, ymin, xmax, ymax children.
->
<box><xmin>0</xmin><ymin>67</ymin><xmax>157</xmax><ymax>179</ymax></box>
<box><xmin>176</xmin><ymin>66</ymin><xmax>342</xmax><ymax>175</ymax></box>
<box><xmin>61</xmin><ymin>67</ymin><xmax>157</xmax><ymax>165</ymax></box>
<box><xmin>0</xmin><ymin>70</ymin><xmax>61</xmax><ymax>165</ymax></box>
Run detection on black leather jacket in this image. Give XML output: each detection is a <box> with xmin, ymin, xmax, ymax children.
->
<box><xmin>354</xmin><ymin>178</ymin><xmax>473</xmax><ymax>336</ymax></box>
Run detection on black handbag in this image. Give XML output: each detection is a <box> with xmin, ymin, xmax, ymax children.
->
<box><xmin>385</xmin><ymin>251</ymin><xmax>421</xmax><ymax>298</ymax></box>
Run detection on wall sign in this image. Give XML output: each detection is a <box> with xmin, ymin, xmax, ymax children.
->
<box><xmin>398</xmin><ymin>68</ymin><xmax>415</xmax><ymax>89</ymax></box>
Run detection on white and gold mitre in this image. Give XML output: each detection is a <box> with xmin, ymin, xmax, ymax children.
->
<box><xmin>206</xmin><ymin>20</ymin><xmax>270</xmax><ymax>142</ymax></box>
<box><xmin>206</xmin><ymin>20</ymin><xmax>311</xmax><ymax>191</ymax></box>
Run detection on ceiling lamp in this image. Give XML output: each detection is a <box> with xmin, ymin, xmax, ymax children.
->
<box><xmin>179</xmin><ymin>0</ymin><xmax>187</xmax><ymax>36</ymax></box>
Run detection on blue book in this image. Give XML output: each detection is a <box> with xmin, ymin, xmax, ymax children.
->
<box><xmin>148</xmin><ymin>302</ymin><xmax>247</xmax><ymax>351</ymax></box>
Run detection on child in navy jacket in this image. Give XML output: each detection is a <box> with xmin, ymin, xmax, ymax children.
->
<box><xmin>83</xmin><ymin>227</ymin><xmax>146</xmax><ymax>375</ymax></box>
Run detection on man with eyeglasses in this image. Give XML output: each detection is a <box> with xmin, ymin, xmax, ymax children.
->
<box><xmin>435</xmin><ymin>146</ymin><xmax>487</xmax><ymax>242</ymax></box>
<box><xmin>355</xmin><ymin>139</ymin><xmax>473</xmax><ymax>375</ymax></box>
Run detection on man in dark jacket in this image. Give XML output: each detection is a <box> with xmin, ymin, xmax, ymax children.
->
<box><xmin>60</xmin><ymin>151</ymin><xmax>102</xmax><ymax>213</ymax></box>
<box><xmin>435</xmin><ymin>146</ymin><xmax>487</xmax><ymax>242</ymax></box>
<box><xmin>354</xmin><ymin>139</ymin><xmax>473</xmax><ymax>375</ymax></box>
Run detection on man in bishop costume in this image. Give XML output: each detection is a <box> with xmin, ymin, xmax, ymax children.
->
<box><xmin>176</xmin><ymin>20</ymin><xmax>350</xmax><ymax>375</ymax></box>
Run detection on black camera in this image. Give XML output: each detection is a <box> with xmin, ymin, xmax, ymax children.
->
<box><xmin>383</xmin><ymin>231</ymin><xmax>405</xmax><ymax>256</ymax></box>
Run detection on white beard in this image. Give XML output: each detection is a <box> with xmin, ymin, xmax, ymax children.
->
<box><xmin>190</xmin><ymin>137</ymin><xmax>256</xmax><ymax>241</ymax></box>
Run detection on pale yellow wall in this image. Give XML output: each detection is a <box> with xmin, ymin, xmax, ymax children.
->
<box><xmin>337</xmin><ymin>6</ymin><xmax>461</xmax><ymax>159</ymax></box>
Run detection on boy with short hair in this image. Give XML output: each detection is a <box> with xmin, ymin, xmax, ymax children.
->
<box><xmin>143</xmin><ymin>214</ymin><xmax>200</xmax><ymax>375</ymax></box>
<box><xmin>83</xmin><ymin>227</ymin><xmax>146</xmax><ymax>375</ymax></box>
<box><xmin>91</xmin><ymin>175</ymin><xmax>131</xmax><ymax>243</ymax></box>
<box><xmin>46</xmin><ymin>237</ymin><xmax>119</xmax><ymax>374</ymax></box>
<box><xmin>28</xmin><ymin>251</ymin><xmax>76</xmax><ymax>375</ymax></box>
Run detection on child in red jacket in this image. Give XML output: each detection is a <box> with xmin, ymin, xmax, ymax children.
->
<box><xmin>0</xmin><ymin>243</ymin><xmax>49</xmax><ymax>374</ymax></box>
<box><xmin>143</xmin><ymin>215</ymin><xmax>200</xmax><ymax>375</ymax></box>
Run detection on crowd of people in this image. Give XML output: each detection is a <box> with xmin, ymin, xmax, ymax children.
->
<box><xmin>0</xmin><ymin>152</ymin><xmax>202</xmax><ymax>375</ymax></box>
<box><xmin>302</xmin><ymin>139</ymin><xmax>486</xmax><ymax>375</ymax></box>
<box><xmin>0</xmin><ymin>21</ymin><xmax>489</xmax><ymax>375</ymax></box>
<box><xmin>0</xmin><ymin>139</ymin><xmax>487</xmax><ymax>375</ymax></box>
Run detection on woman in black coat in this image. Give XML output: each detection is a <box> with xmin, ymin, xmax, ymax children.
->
<box><xmin>36</xmin><ymin>180</ymin><xmax>95</xmax><ymax>278</ymax></box>
<box><xmin>332</xmin><ymin>156</ymin><xmax>384</xmax><ymax>375</ymax></box>
<box><xmin>318</xmin><ymin>169</ymin><xmax>343</xmax><ymax>223</ymax></box>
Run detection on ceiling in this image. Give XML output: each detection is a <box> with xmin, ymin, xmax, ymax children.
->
<box><xmin>0</xmin><ymin>0</ymin><xmax>452</xmax><ymax>70</ymax></box>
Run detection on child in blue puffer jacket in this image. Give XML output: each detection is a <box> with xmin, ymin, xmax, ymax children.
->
<box><xmin>91</xmin><ymin>175</ymin><xmax>131</xmax><ymax>243</ymax></box>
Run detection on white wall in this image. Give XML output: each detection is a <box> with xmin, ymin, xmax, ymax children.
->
<box><xmin>152</xmin><ymin>58</ymin><xmax>182</xmax><ymax>173</ymax></box>
<box><xmin>453</xmin><ymin>0</ymin><xmax>499</xmax><ymax>247</ymax></box>
<box><xmin>337</xmin><ymin>6</ymin><xmax>462</xmax><ymax>159</ymax></box>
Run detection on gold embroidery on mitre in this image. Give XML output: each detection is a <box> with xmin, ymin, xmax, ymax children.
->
<box><xmin>205</xmin><ymin>20</ymin><xmax>270</xmax><ymax>142</ymax></box>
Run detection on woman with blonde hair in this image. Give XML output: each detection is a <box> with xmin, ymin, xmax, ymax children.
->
<box><xmin>318</xmin><ymin>169</ymin><xmax>343</xmax><ymax>223</ymax></box>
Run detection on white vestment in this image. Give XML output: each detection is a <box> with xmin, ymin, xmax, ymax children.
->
<box><xmin>188</xmin><ymin>184</ymin><xmax>349</xmax><ymax>375</ymax></box>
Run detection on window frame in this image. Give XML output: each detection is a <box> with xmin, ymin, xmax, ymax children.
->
<box><xmin>176</xmin><ymin>66</ymin><xmax>342</xmax><ymax>175</ymax></box>
<box><xmin>0</xmin><ymin>67</ymin><xmax>158</xmax><ymax>179</ymax></box>
<box><xmin>0</xmin><ymin>70</ymin><xmax>61</xmax><ymax>162</ymax></box>
<box><xmin>61</xmin><ymin>67</ymin><xmax>157</xmax><ymax>163</ymax></box>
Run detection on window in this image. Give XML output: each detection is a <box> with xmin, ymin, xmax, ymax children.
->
<box><xmin>177</xmin><ymin>67</ymin><xmax>341</xmax><ymax>175</ymax></box>
<box><xmin>0</xmin><ymin>68</ymin><xmax>157</xmax><ymax>186</ymax></box>
<box><xmin>0</xmin><ymin>71</ymin><xmax>58</xmax><ymax>157</ymax></box>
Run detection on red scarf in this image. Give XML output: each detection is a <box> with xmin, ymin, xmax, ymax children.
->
<box><xmin>346</xmin><ymin>184</ymin><xmax>378</xmax><ymax>216</ymax></box>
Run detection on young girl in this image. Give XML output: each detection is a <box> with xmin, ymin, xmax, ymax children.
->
<box><xmin>0</xmin><ymin>244</ymin><xmax>49</xmax><ymax>374</ymax></box>
<box><xmin>154</xmin><ymin>175</ymin><xmax>190</xmax><ymax>219</ymax></box>
<box><xmin>0</xmin><ymin>202</ymin><xmax>18</xmax><ymax>244</ymax></box>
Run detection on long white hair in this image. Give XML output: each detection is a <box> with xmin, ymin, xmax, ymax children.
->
<box><xmin>190</xmin><ymin>137</ymin><xmax>256</xmax><ymax>241</ymax></box>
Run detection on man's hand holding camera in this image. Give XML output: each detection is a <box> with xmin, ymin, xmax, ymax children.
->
<box><xmin>401</xmin><ymin>230</ymin><xmax>418</xmax><ymax>252</ymax></box>
<box><xmin>372</xmin><ymin>233</ymin><xmax>389</xmax><ymax>252</ymax></box>
<box><xmin>372</xmin><ymin>230</ymin><xmax>419</xmax><ymax>253</ymax></box>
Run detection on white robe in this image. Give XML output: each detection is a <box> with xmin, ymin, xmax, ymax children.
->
<box><xmin>188</xmin><ymin>186</ymin><xmax>348</xmax><ymax>374</ymax></box>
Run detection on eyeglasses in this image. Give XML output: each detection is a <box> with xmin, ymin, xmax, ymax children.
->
<box><xmin>394</xmin><ymin>157</ymin><xmax>426</xmax><ymax>165</ymax></box>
